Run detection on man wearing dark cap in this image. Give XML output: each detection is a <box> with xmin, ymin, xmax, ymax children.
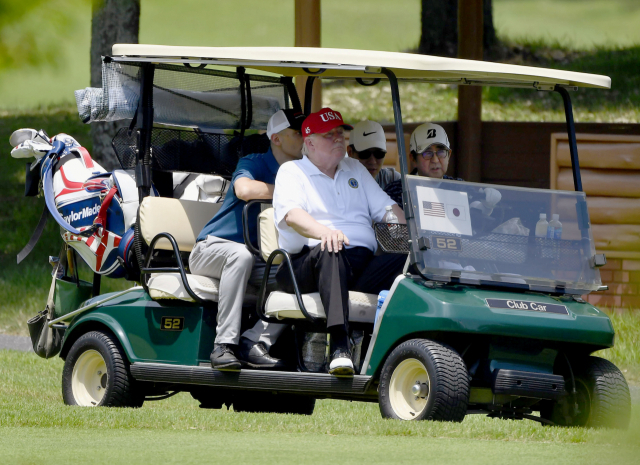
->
<box><xmin>273</xmin><ymin>108</ymin><xmax>407</xmax><ymax>376</ymax></box>
<box><xmin>190</xmin><ymin>109</ymin><xmax>305</xmax><ymax>370</ymax></box>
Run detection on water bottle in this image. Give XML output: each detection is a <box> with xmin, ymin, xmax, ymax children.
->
<box><xmin>385</xmin><ymin>206</ymin><xmax>401</xmax><ymax>239</ymax></box>
<box><xmin>375</xmin><ymin>290</ymin><xmax>389</xmax><ymax>325</ymax></box>
<box><xmin>535</xmin><ymin>213</ymin><xmax>548</xmax><ymax>238</ymax></box>
<box><xmin>552</xmin><ymin>214</ymin><xmax>562</xmax><ymax>240</ymax></box>
<box><xmin>547</xmin><ymin>214</ymin><xmax>562</xmax><ymax>240</ymax></box>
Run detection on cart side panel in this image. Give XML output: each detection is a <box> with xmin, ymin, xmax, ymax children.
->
<box><xmin>61</xmin><ymin>290</ymin><xmax>211</xmax><ymax>366</ymax></box>
<box><xmin>364</xmin><ymin>279</ymin><xmax>615</xmax><ymax>377</ymax></box>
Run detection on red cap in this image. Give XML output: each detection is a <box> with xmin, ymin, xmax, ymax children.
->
<box><xmin>301</xmin><ymin>107</ymin><xmax>353</xmax><ymax>138</ymax></box>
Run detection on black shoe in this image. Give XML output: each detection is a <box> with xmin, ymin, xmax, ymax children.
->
<box><xmin>238</xmin><ymin>337</ymin><xmax>288</xmax><ymax>370</ymax></box>
<box><xmin>328</xmin><ymin>348</ymin><xmax>354</xmax><ymax>376</ymax></box>
<box><xmin>210</xmin><ymin>343</ymin><xmax>241</xmax><ymax>370</ymax></box>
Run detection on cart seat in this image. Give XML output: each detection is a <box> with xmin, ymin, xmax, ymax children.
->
<box><xmin>258</xmin><ymin>207</ymin><xmax>378</xmax><ymax>323</ymax></box>
<box><xmin>139</xmin><ymin>196</ymin><xmax>223</xmax><ymax>252</ymax></box>
<box><xmin>139</xmin><ymin>196</ymin><xmax>261</xmax><ymax>302</ymax></box>
<box><xmin>147</xmin><ymin>272</ymin><xmax>220</xmax><ymax>302</ymax></box>
<box><xmin>264</xmin><ymin>290</ymin><xmax>378</xmax><ymax>323</ymax></box>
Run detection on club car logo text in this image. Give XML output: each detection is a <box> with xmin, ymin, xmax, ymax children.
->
<box><xmin>63</xmin><ymin>205</ymin><xmax>100</xmax><ymax>224</ymax></box>
<box><xmin>485</xmin><ymin>299</ymin><xmax>568</xmax><ymax>315</ymax></box>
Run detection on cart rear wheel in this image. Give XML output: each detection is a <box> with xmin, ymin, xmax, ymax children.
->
<box><xmin>541</xmin><ymin>356</ymin><xmax>630</xmax><ymax>429</ymax></box>
<box><xmin>62</xmin><ymin>330</ymin><xmax>144</xmax><ymax>408</ymax></box>
<box><xmin>379</xmin><ymin>339</ymin><xmax>469</xmax><ymax>421</ymax></box>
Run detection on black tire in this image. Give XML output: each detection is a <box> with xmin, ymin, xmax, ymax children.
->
<box><xmin>540</xmin><ymin>356</ymin><xmax>631</xmax><ymax>429</ymax></box>
<box><xmin>233</xmin><ymin>392</ymin><xmax>316</xmax><ymax>415</ymax></box>
<box><xmin>379</xmin><ymin>339</ymin><xmax>469</xmax><ymax>422</ymax></box>
<box><xmin>62</xmin><ymin>330</ymin><xmax>144</xmax><ymax>408</ymax></box>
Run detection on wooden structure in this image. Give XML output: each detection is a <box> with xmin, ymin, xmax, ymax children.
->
<box><xmin>457</xmin><ymin>0</ymin><xmax>483</xmax><ymax>182</ymax></box>
<box><xmin>550</xmin><ymin>133</ymin><xmax>640</xmax><ymax>309</ymax></box>
<box><xmin>294</xmin><ymin>0</ymin><xmax>322</xmax><ymax>113</ymax></box>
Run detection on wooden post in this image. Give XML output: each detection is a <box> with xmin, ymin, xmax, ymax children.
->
<box><xmin>295</xmin><ymin>0</ymin><xmax>322</xmax><ymax>113</ymax></box>
<box><xmin>457</xmin><ymin>0</ymin><xmax>483</xmax><ymax>182</ymax></box>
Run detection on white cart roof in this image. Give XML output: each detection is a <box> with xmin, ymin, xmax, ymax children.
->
<box><xmin>111</xmin><ymin>44</ymin><xmax>610</xmax><ymax>90</ymax></box>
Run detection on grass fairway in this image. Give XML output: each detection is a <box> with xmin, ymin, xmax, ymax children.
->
<box><xmin>0</xmin><ymin>351</ymin><xmax>638</xmax><ymax>465</ymax></box>
<box><xmin>0</xmin><ymin>427</ymin><xmax>637</xmax><ymax>465</ymax></box>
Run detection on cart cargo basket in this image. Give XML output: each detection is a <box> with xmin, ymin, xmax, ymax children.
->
<box><xmin>374</xmin><ymin>223</ymin><xmax>410</xmax><ymax>254</ymax></box>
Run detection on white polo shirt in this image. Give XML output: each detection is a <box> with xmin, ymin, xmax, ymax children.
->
<box><xmin>273</xmin><ymin>155</ymin><xmax>395</xmax><ymax>254</ymax></box>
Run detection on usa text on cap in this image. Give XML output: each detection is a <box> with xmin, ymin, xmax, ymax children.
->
<box><xmin>302</xmin><ymin>107</ymin><xmax>353</xmax><ymax>138</ymax></box>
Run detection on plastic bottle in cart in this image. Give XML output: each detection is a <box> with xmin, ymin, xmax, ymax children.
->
<box><xmin>385</xmin><ymin>205</ymin><xmax>401</xmax><ymax>239</ymax></box>
<box><xmin>535</xmin><ymin>213</ymin><xmax>549</xmax><ymax>238</ymax></box>
<box><xmin>375</xmin><ymin>290</ymin><xmax>389</xmax><ymax>326</ymax></box>
<box><xmin>547</xmin><ymin>214</ymin><xmax>562</xmax><ymax>240</ymax></box>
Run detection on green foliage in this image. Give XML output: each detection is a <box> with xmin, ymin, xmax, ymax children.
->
<box><xmin>0</xmin><ymin>0</ymin><xmax>82</xmax><ymax>69</ymax></box>
<box><xmin>596</xmin><ymin>309</ymin><xmax>640</xmax><ymax>382</ymax></box>
<box><xmin>483</xmin><ymin>45</ymin><xmax>640</xmax><ymax>120</ymax></box>
<box><xmin>0</xmin><ymin>0</ymin><xmax>420</xmax><ymax>110</ymax></box>
<box><xmin>494</xmin><ymin>0</ymin><xmax>640</xmax><ymax>50</ymax></box>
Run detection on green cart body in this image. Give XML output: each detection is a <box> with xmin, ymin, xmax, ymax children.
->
<box><xmin>47</xmin><ymin>45</ymin><xmax>630</xmax><ymax>427</ymax></box>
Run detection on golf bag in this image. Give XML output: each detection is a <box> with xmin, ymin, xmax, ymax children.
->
<box><xmin>10</xmin><ymin>129</ymin><xmax>153</xmax><ymax>279</ymax></box>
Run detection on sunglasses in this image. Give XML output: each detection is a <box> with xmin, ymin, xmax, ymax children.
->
<box><xmin>356</xmin><ymin>149</ymin><xmax>386</xmax><ymax>160</ymax></box>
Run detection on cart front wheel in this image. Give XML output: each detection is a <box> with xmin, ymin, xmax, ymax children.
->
<box><xmin>379</xmin><ymin>339</ymin><xmax>469</xmax><ymax>422</ymax></box>
<box><xmin>540</xmin><ymin>356</ymin><xmax>630</xmax><ymax>429</ymax></box>
<box><xmin>62</xmin><ymin>330</ymin><xmax>144</xmax><ymax>408</ymax></box>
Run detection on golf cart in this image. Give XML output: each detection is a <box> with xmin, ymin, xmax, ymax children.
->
<box><xmin>42</xmin><ymin>45</ymin><xmax>630</xmax><ymax>427</ymax></box>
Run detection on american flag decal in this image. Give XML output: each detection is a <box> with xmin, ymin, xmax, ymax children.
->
<box><xmin>423</xmin><ymin>201</ymin><xmax>445</xmax><ymax>217</ymax></box>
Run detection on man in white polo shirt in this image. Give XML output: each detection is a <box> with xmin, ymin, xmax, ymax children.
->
<box><xmin>272</xmin><ymin>107</ymin><xmax>407</xmax><ymax>376</ymax></box>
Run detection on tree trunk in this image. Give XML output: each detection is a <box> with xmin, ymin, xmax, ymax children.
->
<box><xmin>90</xmin><ymin>0</ymin><xmax>140</xmax><ymax>170</ymax></box>
<box><xmin>482</xmin><ymin>0</ymin><xmax>498</xmax><ymax>58</ymax></box>
<box><xmin>418</xmin><ymin>0</ymin><xmax>497</xmax><ymax>59</ymax></box>
<box><xmin>418</xmin><ymin>0</ymin><xmax>458</xmax><ymax>57</ymax></box>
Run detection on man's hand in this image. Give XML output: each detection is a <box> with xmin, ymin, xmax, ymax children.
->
<box><xmin>320</xmin><ymin>229</ymin><xmax>350</xmax><ymax>252</ymax></box>
<box><xmin>285</xmin><ymin>208</ymin><xmax>350</xmax><ymax>252</ymax></box>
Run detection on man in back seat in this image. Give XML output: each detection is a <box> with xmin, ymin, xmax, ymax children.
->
<box><xmin>271</xmin><ymin>108</ymin><xmax>407</xmax><ymax>376</ymax></box>
<box><xmin>190</xmin><ymin>109</ymin><xmax>306</xmax><ymax>370</ymax></box>
<box><xmin>347</xmin><ymin>120</ymin><xmax>400</xmax><ymax>189</ymax></box>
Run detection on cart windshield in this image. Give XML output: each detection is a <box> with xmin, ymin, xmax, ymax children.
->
<box><xmin>405</xmin><ymin>176</ymin><xmax>601</xmax><ymax>295</ymax></box>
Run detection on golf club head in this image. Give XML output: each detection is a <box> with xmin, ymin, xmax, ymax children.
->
<box><xmin>11</xmin><ymin>139</ymin><xmax>53</xmax><ymax>159</ymax></box>
<box><xmin>51</xmin><ymin>133</ymin><xmax>80</xmax><ymax>151</ymax></box>
<box><xmin>9</xmin><ymin>128</ymin><xmax>51</xmax><ymax>148</ymax></box>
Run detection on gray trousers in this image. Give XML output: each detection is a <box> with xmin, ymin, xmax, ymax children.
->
<box><xmin>189</xmin><ymin>235</ymin><xmax>285</xmax><ymax>347</ymax></box>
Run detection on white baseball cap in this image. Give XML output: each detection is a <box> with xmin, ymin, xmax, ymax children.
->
<box><xmin>349</xmin><ymin>120</ymin><xmax>387</xmax><ymax>153</ymax></box>
<box><xmin>266</xmin><ymin>109</ymin><xmax>306</xmax><ymax>138</ymax></box>
<box><xmin>409</xmin><ymin>123</ymin><xmax>450</xmax><ymax>153</ymax></box>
